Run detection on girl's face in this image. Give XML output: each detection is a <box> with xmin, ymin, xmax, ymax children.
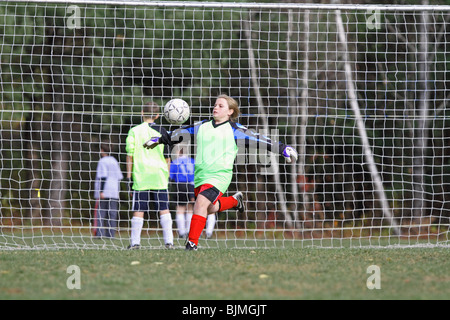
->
<box><xmin>213</xmin><ymin>98</ymin><xmax>234</xmax><ymax>123</ymax></box>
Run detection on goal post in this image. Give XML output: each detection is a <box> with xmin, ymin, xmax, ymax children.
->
<box><xmin>0</xmin><ymin>0</ymin><xmax>449</xmax><ymax>249</ymax></box>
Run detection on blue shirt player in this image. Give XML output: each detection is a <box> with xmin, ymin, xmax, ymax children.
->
<box><xmin>170</xmin><ymin>146</ymin><xmax>195</xmax><ymax>238</ymax></box>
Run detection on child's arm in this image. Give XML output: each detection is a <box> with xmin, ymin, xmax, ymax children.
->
<box><xmin>143</xmin><ymin>120</ymin><xmax>206</xmax><ymax>149</ymax></box>
<box><xmin>231</xmin><ymin>122</ymin><xmax>298</xmax><ymax>163</ymax></box>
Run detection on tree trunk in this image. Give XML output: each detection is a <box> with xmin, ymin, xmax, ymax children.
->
<box><xmin>335</xmin><ymin>9</ymin><xmax>401</xmax><ymax>235</ymax></box>
<box><xmin>46</xmin><ymin>27</ymin><xmax>69</xmax><ymax>227</ymax></box>
<box><xmin>412</xmin><ymin>0</ymin><xmax>430</xmax><ymax>218</ymax></box>
<box><xmin>243</xmin><ymin>16</ymin><xmax>293</xmax><ymax>229</ymax></box>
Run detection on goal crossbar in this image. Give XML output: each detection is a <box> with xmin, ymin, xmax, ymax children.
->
<box><xmin>2</xmin><ymin>0</ymin><xmax>450</xmax><ymax>11</ymax></box>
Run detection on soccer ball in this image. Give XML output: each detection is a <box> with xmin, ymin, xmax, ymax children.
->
<box><xmin>163</xmin><ymin>99</ymin><xmax>190</xmax><ymax>125</ymax></box>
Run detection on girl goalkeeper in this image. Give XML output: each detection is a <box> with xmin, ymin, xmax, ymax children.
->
<box><xmin>144</xmin><ymin>94</ymin><xmax>298</xmax><ymax>250</ymax></box>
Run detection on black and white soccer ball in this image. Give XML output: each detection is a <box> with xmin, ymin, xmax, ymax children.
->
<box><xmin>163</xmin><ymin>99</ymin><xmax>190</xmax><ymax>125</ymax></box>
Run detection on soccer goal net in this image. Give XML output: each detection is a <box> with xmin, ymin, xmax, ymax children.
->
<box><xmin>0</xmin><ymin>0</ymin><xmax>449</xmax><ymax>249</ymax></box>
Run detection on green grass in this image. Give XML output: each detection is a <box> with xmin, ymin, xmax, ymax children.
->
<box><xmin>0</xmin><ymin>247</ymin><xmax>449</xmax><ymax>300</ymax></box>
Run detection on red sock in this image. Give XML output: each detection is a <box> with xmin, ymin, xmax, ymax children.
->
<box><xmin>188</xmin><ymin>215</ymin><xmax>207</xmax><ymax>245</ymax></box>
<box><xmin>218</xmin><ymin>196</ymin><xmax>238</xmax><ymax>212</ymax></box>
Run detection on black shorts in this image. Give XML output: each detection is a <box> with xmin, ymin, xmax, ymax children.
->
<box><xmin>194</xmin><ymin>184</ymin><xmax>223</xmax><ymax>205</ymax></box>
<box><xmin>132</xmin><ymin>189</ymin><xmax>169</xmax><ymax>212</ymax></box>
<box><xmin>171</xmin><ymin>182</ymin><xmax>195</xmax><ymax>204</ymax></box>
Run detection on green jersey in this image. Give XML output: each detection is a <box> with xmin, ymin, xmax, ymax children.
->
<box><xmin>194</xmin><ymin>120</ymin><xmax>238</xmax><ymax>193</ymax></box>
<box><xmin>126</xmin><ymin>122</ymin><xmax>169</xmax><ymax>190</ymax></box>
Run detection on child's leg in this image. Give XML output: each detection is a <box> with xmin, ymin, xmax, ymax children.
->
<box><xmin>154</xmin><ymin>189</ymin><xmax>173</xmax><ymax>246</ymax></box>
<box><xmin>185</xmin><ymin>202</ymin><xmax>194</xmax><ymax>234</ymax></box>
<box><xmin>175</xmin><ymin>205</ymin><xmax>187</xmax><ymax>237</ymax></box>
<box><xmin>188</xmin><ymin>195</ymin><xmax>210</xmax><ymax>245</ymax></box>
<box><xmin>205</xmin><ymin>213</ymin><xmax>216</xmax><ymax>238</ymax></box>
<box><xmin>159</xmin><ymin>210</ymin><xmax>173</xmax><ymax>246</ymax></box>
<box><xmin>96</xmin><ymin>199</ymin><xmax>108</xmax><ymax>237</ymax></box>
<box><xmin>108</xmin><ymin>199</ymin><xmax>119</xmax><ymax>238</ymax></box>
<box><xmin>217</xmin><ymin>196</ymin><xmax>238</xmax><ymax>212</ymax></box>
<box><xmin>130</xmin><ymin>213</ymin><xmax>144</xmax><ymax>246</ymax></box>
<box><xmin>130</xmin><ymin>191</ymin><xmax>145</xmax><ymax>246</ymax></box>
<box><xmin>188</xmin><ymin>185</ymin><xmax>222</xmax><ymax>246</ymax></box>
<box><xmin>218</xmin><ymin>192</ymin><xmax>244</xmax><ymax>213</ymax></box>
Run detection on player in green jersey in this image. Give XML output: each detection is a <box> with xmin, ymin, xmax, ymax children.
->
<box><xmin>144</xmin><ymin>95</ymin><xmax>298</xmax><ymax>250</ymax></box>
<box><xmin>126</xmin><ymin>101</ymin><xmax>174</xmax><ymax>249</ymax></box>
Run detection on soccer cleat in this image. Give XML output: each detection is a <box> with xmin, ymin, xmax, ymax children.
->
<box><xmin>232</xmin><ymin>192</ymin><xmax>245</xmax><ymax>213</ymax></box>
<box><xmin>127</xmin><ymin>244</ymin><xmax>140</xmax><ymax>250</ymax></box>
<box><xmin>165</xmin><ymin>243</ymin><xmax>175</xmax><ymax>249</ymax></box>
<box><xmin>185</xmin><ymin>240</ymin><xmax>198</xmax><ymax>251</ymax></box>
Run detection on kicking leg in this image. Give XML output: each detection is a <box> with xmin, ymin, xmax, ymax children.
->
<box><xmin>217</xmin><ymin>192</ymin><xmax>244</xmax><ymax>213</ymax></box>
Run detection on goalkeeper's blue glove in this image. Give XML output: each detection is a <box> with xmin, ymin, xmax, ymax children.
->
<box><xmin>282</xmin><ymin>146</ymin><xmax>298</xmax><ymax>163</ymax></box>
<box><xmin>143</xmin><ymin>130</ymin><xmax>173</xmax><ymax>149</ymax></box>
<box><xmin>143</xmin><ymin>137</ymin><xmax>161</xmax><ymax>149</ymax></box>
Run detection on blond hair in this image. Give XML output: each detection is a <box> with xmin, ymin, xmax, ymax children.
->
<box><xmin>217</xmin><ymin>94</ymin><xmax>240</xmax><ymax>121</ymax></box>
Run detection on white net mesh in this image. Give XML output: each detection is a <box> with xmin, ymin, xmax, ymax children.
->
<box><xmin>0</xmin><ymin>1</ymin><xmax>449</xmax><ymax>249</ymax></box>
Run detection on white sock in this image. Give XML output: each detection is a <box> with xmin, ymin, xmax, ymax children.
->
<box><xmin>160</xmin><ymin>213</ymin><xmax>173</xmax><ymax>245</ymax></box>
<box><xmin>185</xmin><ymin>211</ymin><xmax>193</xmax><ymax>234</ymax></box>
<box><xmin>130</xmin><ymin>216</ymin><xmax>144</xmax><ymax>246</ymax></box>
<box><xmin>206</xmin><ymin>214</ymin><xmax>216</xmax><ymax>238</ymax></box>
<box><xmin>176</xmin><ymin>213</ymin><xmax>186</xmax><ymax>237</ymax></box>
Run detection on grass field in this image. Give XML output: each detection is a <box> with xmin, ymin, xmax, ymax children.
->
<box><xmin>0</xmin><ymin>247</ymin><xmax>449</xmax><ymax>301</ymax></box>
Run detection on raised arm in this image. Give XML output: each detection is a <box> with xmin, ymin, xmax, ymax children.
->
<box><xmin>231</xmin><ymin>122</ymin><xmax>298</xmax><ymax>163</ymax></box>
<box><xmin>143</xmin><ymin>120</ymin><xmax>206</xmax><ymax>149</ymax></box>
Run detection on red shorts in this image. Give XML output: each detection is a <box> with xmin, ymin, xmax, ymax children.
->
<box><xmin>194</xmin><ymin>184</ymin><xmax>223</xmax><ymax>205</ymax></box>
